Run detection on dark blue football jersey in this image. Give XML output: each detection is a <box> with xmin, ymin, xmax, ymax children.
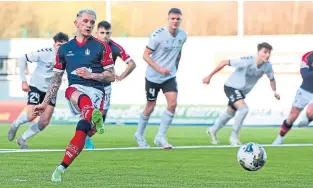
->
<box><xmin>300</xmin><ymin>51</ymin><xmax>313</xmax><ymax>93</ymax></box>
<box><xmin>53</xmin><ymin>36</ymin><xmax>114</xmax><ymax>92</ymax></box>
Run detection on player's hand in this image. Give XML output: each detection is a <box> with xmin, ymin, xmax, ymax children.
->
<box><xmin>33</xmin><ymin>103</ymin><xmax>48</xmax><ymax>117</ymax></box>
<box><xmin>157</xmin><ymin>67</ymin><xmax>171</xmax><ymax>75</ymax></box>
<box><xmin>76</xmin><ymin>67</ymin><xmax>92</xmax><ymax>79</ymax></box>
<box><xmin>274</xmin><ymin>93</ymin><xmax>280</xmax><ymax>100</ymax></box>
<box><xmin>22</xmin><ymin>81</ymin><xmax>31</xmax><ymax>92</ymax></box>
<box><xmin>202</xmin><ymin>76</ymin><xmax>211</xmax><ymax>85</ymax></box>
<box><xmin>115</xmin><ymin>75</ymin><xmax>123</xmax><ymax>82</ymax></box>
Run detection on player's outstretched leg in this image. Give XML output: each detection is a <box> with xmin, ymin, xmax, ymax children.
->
<box><xmin>16</xmin><ymin>105</ymin><xmax>54</xmax><ymax>149</ymax></box>
<box><xmin>66</xmin><ymin>87</ymin><xmax>104</xmax><ymax>134</ymax></box>
<box><xmin>273</xmin><ymin>106</ymin><xmax>301</xmax><ymax>145</ymax></box>
<box><xmin>154</xmin><ymin>92</ymin><xmax>177</xmax><ymax>149</ymax></box>
<box><xmin>8</xmin><ymin>109</ymin><xmax>32</xmax><ymax>141</ymax></box>
<box><xmin>229</xmin><ymin>104</ymin><xmax>249</xmax><ymax>146</ymax></box>
<box><xmin>207</xmin><ymin>107</ymin><xmax>235</xmax><ymax>145</ymax></box>
<box><xmin>51</xmin><ymin>119</ymin><xmax>92</xmax><ymax>183</ymax></box>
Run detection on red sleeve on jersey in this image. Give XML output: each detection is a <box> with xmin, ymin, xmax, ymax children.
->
<box><xmin>101</xmin><ymin>42</ymin><xmax>114</xmax><ymax>68</ymax></box>
<box><xmin>111</xmin><ymin>40</ymin><xmax>131</xmax><ymax>62</ymax></box>
<box><xmin>301</xmin><ymin>51</ymin><xmax>313</xmax><ymax>65</ymax></box>
<box><xmin>54</xmin><ymin>53</ymin><xmax>66</xmax><ymax>71</ymax></box>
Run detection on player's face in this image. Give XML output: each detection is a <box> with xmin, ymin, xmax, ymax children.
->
<box><xmin>53</xmin><ymin>41</ymin><xmax>67</xmax><ymax>52</ymax></box>
<box><xmin>75</xmin><ymin>13</ymin><xmax>96</xmax><ymax>37</ymax></box>
<box><xmin>258</xmin><ymin>48</ymin><xmax>271</xmax><ymax>62</ymax></box>
<box><xmin>96</xmin><ymin>27</ymin><xmax>112</xmax><ymax>43</ymax></box>
<box><xmin>168</xmin><ymin>13</ymin><xmax>182</xmax><ymax>30</ymax></box>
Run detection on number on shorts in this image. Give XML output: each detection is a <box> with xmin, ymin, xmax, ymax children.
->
<box><xmin>149</xmin><ymin>88</ymin><xmax>156</xmax><ymax>97</ymax></box>
<box><xmin>29</xmin><ymin>92</ymin><xmax>40</xmax><ymax>103</ymax></box>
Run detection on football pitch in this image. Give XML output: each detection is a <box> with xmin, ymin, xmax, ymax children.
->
<box><xmin>0</xmin><ymin>124</ymin><xmax>312</xmax><ymax>188</ymax></box>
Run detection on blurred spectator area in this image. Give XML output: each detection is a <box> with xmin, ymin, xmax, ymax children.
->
<box><xmin>0</xmin><ymin>1</ymin><xmax>313</xmax><ymax>38</ymax></box>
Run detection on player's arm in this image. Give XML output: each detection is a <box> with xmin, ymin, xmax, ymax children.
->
<box><xmin>18</xmin><ymin>50</ymin><xmax>42</xmax><ymax>91</ymax></box>
<box><xmin>115</xmin><ymin>43</ymin><xmax>136</xmax><ymax>81</ymax></box>
<box><xmin>203</xmin><ymin>60</ymin><xmax>229</xmax><ymax>82</ymax></box>
<box><xmin>144</xmin><ymin>34</ymin><xmax>170</xmax><ymax>75</ymax></box>
<box><xmin>117</xmin><ymin>60</ymin><xmax>136</xmax><ymax>81</ymax></box>
<box><xmin>266</xmin><ymin>64</ymin><xmax>280</xmax><ymax>100</ymax></box>
<box><xmin>87</xmin><ymin>43</ymin><xmax>115</xmax><ymax>82</ymax></box>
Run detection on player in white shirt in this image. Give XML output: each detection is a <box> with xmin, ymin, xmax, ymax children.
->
<box><xmin>134</xmin><ymin>8</ymin><xmax>187</xmax><ymax>149</ymax></box>
<box><xmin>203</xmin><ymin>42</ymin><xmax>280</xmax><ymax>146</ymax></box>
<box><xmin>8</xmin><ymin>32</ymin><xmax>69</xmax><ymax>149</ymax></box>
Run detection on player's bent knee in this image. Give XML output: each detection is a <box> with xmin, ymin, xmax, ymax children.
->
<box><xmin>238</xmin><ymin>105</ymin><xmax>249</xmax><ymax>115</ymax></box>
<box><xmin>168</xmin><ymin>101</ymin><xmax>177</xmax><ymax>112</ymax></box>
<box><xmin>76</xmin><ymin>119</ymin><xmax>91</xmax><ymax>134</ymax></box>
<box><xmin>306</xmin><ymin>107</ymin><xmax>313</xmax><ymax>119</ymax></box>
<box><xmin>38</xmin><ymin>119</ymin><xmax>50</xmax><ymax>129</ymax></box>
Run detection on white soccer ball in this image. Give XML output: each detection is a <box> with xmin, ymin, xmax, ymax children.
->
<box><xmin>237</xmin><ymin>142</ymin><xmax>267</xmax><ymax>171</ymax></box>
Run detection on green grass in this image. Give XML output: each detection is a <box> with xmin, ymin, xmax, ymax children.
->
<box><xmin>0</xmin><ymin>124</ymin><xmax>312</xmax><ymax>188</ymax></box>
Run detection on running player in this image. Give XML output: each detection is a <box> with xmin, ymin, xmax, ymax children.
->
<box><xmin>8</xmin><ymin>32</ymin><xmax>69</xmax><ymax>149</ymax></box>
<box><xmin>272</xmin><ymin>51</ymin><xmax>313</xmax><ymax>144</ymax></box>
<box><xmin>134</xmin><ymin>8</ymin><xmax>187</xmax><ymax>149</ymax></box>
<box><xmin>85</xmin><ymin>20</ymin><xmax>136</xmax><ymax>149</ymax></box>
<box><xmin>203</xmin><ymin>42</ymin><xmax>280</xmax><ymax>146</ymax></box>
<box><xmin>33</xmin><ymin>9</ymin><xmax>115</xmax><ymax>182</ymax></box>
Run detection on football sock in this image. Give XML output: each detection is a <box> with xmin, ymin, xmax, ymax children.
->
<box><xmin>135</xmin><ymin>113</ymin><xmax>150</xmax><ymax>137</ymax></box>
<box><xmin>279</xmin><ymin>119</ymin><xmax>292</xmax><ymax>137</ymax></box>
<box><xmin>156</xmin><ymin>110</ymin><xmax>174</xmax><ymax>137</ymax></box>
<box><xmin>59</xmin><ymin>120</ymin><xmax>91</xmax><ymax>170</ymax></box>
<box><xmin>211</xmin><ymin>110</ymin><xmax>235</xmax><ymax>134</ymax></box>
<box><xmin>21</xmin><ymin>122</ymin><xmax>41</xmax><ymax>140</ymax></box>
<box><xmin>231</xmin><ymin>105</ymin><xmax>249</xmax><ymax>138</ymax></box>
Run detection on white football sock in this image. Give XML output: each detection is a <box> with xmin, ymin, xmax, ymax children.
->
<box><xmin>135</xmin><ymin>113</ymin><xmax>150</xmax><ymax>137</ymax></box>
<box><xmin>156</xmin><ymin>110</ymin><xmax>174</xmax><ymax>138</ymax></box>
<box><xmin>231</xmin><ymin>105</ymin><xmax>249</xmax><ymax>138</ymax></box>
<box><xmin>211</xmin><ymin>110</ymin><xmax>235</xmax><ymax>134</ymax></box>
<box><xmin>21</xmin><ymin>122</ymin><xmax>41</xmax><ymax>140</ymax></box>
<box><xmin>14</xmin><ymin>113</ymin><xmax>29</xmax><ymax>128</ymax></box>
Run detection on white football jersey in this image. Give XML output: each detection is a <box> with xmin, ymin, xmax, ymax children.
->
<box><xmin>24</xmin><ymin>48</ymin><xmax>55</xmax><ymax>92</ymax></box>
<box><xmin>224</xmin><ymin>56</ymin><xmax>274</xmax><ymax>95</ymax></box>
<box><xmin>146</xmin><ymin>26</ymin><xmax>187</xmax><ymax>84</ymax></box>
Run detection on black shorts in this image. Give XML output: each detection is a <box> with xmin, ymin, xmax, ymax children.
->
<box><xmin>145</xmin><ymin>77</ymin><xmax>178</xmax><ymax>101</ymax></box>
<box><xmin>27</xmin><ymin>86</ymin><xmax>56</xmax><ymax>107</ymax></box>
<box><xmin>224</xmin><ymin>85</ymin><xmax>245</xmax><ymax>110</ymax></box>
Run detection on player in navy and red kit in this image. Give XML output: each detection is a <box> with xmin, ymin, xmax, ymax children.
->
<box><xmin>33</xmin><ymin>9</ymin><xmax>115</xmax><ymax>182</ymax></box>
<box><xmin>272</xmin><ymin>51</ymin><xmax>313</xmax><ymax>144</ymax></box>
<box><xmin>85</xmin><ymin>20</ymin><xmax>137</xmax><ymax>149</ymax></box>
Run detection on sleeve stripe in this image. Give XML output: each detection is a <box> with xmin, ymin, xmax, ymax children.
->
<box><xmin>25</xmin><ymin>54</ymin><xmax>30</xmax><ymax>62</ymax></box>
<box><xmin>103</xmin><ymin>64</ymin><xmax>114</xmax><ymax>70</ymax></box>
<box><xmin>302</xmin><ymin>51</ymin><xmax>313</xmax><ymax>64</ymax></box>
<box><xmin>146</xmin><ymin>46</ymin><xmax>155</xmax><ymax>51</ymax></box>
<box><xmin>53</xmin><ymin>68</ymin><xmax>64</xmax><ymax>72</ymax></box>
<box><xmin>124</xmin><ymin>57</ymin><xmax>132</xmax><ymax>64</ymax></box>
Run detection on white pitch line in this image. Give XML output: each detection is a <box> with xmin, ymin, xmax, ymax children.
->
<box><xmin>0</xmin><ymin>143</ymin><xmax>312</xmax><ymax>154</ymax></box>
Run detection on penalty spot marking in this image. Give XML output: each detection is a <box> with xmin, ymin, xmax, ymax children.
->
<box><xmin>0</xmin><ymin>143</ymin><xmax>312</xmax><ymax>154</ymax></box>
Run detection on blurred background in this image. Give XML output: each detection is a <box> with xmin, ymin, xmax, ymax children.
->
<box><xmin>1</xmin><ymin>0</ymin><xmax>313</xmax><ymax>126</ymax></box>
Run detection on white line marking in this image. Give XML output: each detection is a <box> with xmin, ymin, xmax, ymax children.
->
<box><xmin>0</xmin><ymin>143</ymin><xmax>312</xmax><ymax>154</ymax></box>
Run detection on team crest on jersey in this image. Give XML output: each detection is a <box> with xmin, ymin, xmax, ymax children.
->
<box><xmin>85</xmin><ymin>48</ymin><xmax>90</xmax><ymax>56</ymax></box>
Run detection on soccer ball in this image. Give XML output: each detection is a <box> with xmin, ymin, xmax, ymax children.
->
<box><xmin>237</xmin><ymin>142</ymin><xmax>267</xmax><ymax>171</ymax></box>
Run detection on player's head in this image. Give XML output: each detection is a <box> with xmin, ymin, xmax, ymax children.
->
<box><xmin>96</xmin><ymin>21</ymin><xmax>112</xmax><ymax>43</ymax></box>
<box><xmin>257</xmin><ymin>42</ymin><xmax>273</xmax><ymax>62</ymax></box>
<box><xmin>168</xmin><ymin>8</ymin><xmax>182</xmax><ymax>30</ymax></box>
<box><xmin>53</xmin><ymin>32</ymin><xmax>69</xmax><ymax>52</ymax></box>
<box><xmin>75</xmin><ymin>9</ymin><xmax>97</xmax><ymax>38</ymax></box>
